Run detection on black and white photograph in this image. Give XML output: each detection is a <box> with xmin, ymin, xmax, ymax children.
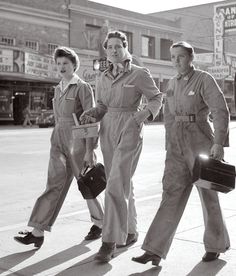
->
<box><xmin>0</xmin><ymin>0</ymin><xmax>236</xmax><ymax>275</ymax></box>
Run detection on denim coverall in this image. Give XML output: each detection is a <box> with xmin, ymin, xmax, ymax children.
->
<box><xmin>28</xmin><ymin>75</ymin><xmax>104</xmax><ymax>231</ymax></box>
<box><xmin>142</xmin><ymin>67</ymin><xmax>230</xmax><ymax>259</ymax></box>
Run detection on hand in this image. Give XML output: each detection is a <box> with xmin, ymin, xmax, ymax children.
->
<box><xmin>210</xmin><ymin>144</ymin><xmax>224</xmax><ymax>160</ymax></box>
<box><xmin>133</xmin><ymin>110</ymin><xmax>151</xmax><ymax>125</ymax></box>
<box><xmin>79</xmin><ymin>112</ymin><xmax>96</xmax><ymax>125</ymax></box>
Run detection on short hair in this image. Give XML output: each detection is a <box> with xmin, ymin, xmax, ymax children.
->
<box><xmin>53</xmin><ymin>46</ymin><xmax>80</xmax><ymax>71</ymax></box>
<box><xmin>170</xmin><ymin>41</ymin><xmax>194</xmax><ymax>56</ymax></box>
<box><xmin>103</xmin><ymin>31</ymin><xmax>128</xmax><ymax>49</ymax></box>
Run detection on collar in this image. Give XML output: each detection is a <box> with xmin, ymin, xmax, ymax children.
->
<box><xmin>104</xmin><ymin>60</ymin><xmax>132</xmax><ymax>79</ymax></box>
<box><xmin>59</xmin><ymin>73</ymin><xmax>80</xmax><ymax>91</ymax></box>
<box><xmin>176</xmin><ymin>65</ymin><xmax>195</xmax><ymax>81</ymax></box>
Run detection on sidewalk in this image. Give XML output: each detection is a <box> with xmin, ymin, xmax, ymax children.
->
<box><xmin>0</xmin><ymin>187</ymin><xmax>235</xmax><ymax>276</ymax></box>
<box><xmin>0</xmin><ymin>122</ymin><xmax>236</xmax><ymax>275</ymax></box>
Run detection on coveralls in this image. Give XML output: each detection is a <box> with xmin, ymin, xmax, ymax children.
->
<box><xmin>88</xmin><ymin>63</ymin><xmax>162</xmax><ymax>245</ymax></box>
<box><xmin>142</xmin><ymin>67</ymin><xmax>230</xmax><ymax>259</ymax></box>
<box><xmin>28</xmin><ymin>75</ymin><xmax>104</xmax><ymax>231</ymax></box>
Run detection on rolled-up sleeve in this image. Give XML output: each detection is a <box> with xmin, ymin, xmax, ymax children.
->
<box><xmin>137</xmin><ymin>68</ymin><xmax>163</xmax><ymax>120</ymax></box>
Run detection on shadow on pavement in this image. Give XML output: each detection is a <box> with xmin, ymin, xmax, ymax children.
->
<box><xmin>128</xmin><ymin>266</ymin><xmax>162</xmax><ymax>276</ymax></box>
<box><xmin>0</xmin><ymin>249</ymin><xmax>37</xmax><ymax>273</ymax></box>
<box><xmin>4</xmin><ymin>241</ymin><xmax>90</xmax><ymax>276</ymax></box>
<box><xmin>55</xmin><ymin>253</ymin><xmax>112</xmax><ymax>276</ymax></box>
<box><xmin>186</xmin><ymin>259</ymin><xmax>226</xmax><ymax>276</ymax></box>
<box><xmin>55</xmin><ymin>245</ymin><xmax>132</xmax><ymax>275</ymax></box>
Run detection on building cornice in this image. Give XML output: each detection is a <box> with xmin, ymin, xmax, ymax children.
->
<box><xmin>69</xmin><ymin>4</ymin><xmax>182</xmax><ymax>35</ymax></box>
<box><xmin>0</xmin><ymin>1</ymin><xmax>70</xmax><ymax>29</ymax></box>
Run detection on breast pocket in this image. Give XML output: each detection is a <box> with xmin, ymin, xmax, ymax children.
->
<box><xmin>63</xmin><ymin>97</ymin><xmax>76</xmax><ymax>115</ymax></box>
<box><xmin>121</xmin><ymin>84</ymin><xmax>136</xmax><ymax>105</ymax></box>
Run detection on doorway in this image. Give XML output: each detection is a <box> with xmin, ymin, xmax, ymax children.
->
<box><xmin>13</xmin><ymin>92</ymin><xmax>28</xmax><ymax>125</ymax></box>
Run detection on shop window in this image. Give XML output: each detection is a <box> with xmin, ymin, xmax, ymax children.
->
<box><xmin>1</xmin><ymin>36</ymin><xmax>15</xmax><ymax>46</ymax></box>
<box><xmin>84</xmin><ymin>24</ymin><xmax>100</xmax><ymax>50</ymax></box>
<box><xmin>25</xmin><ymin>40</ymin><xmax>39</xmax><ymax>51</ymax></box>
<box><xmin>141</xmin><ymin>35</ymin><xmax>155</xmax><ymax>59</ymax></box>
<box><xmin>48</xmin><ymin>43</ymin><xmax>58</xmax><ymax>55</ymax></box>
<box><xmin>30</xmin><ymin>92</ymin><xmax>46</xmax><ymax>112</ymax></box>
<box><xmin>120</xmin><ymin>30</ymin><xmax>133</xmax><ymax>53</ymax></box>
<box><xmin>160</xmin><ymin>38</ymin><xmax>173</xmax><ymax>61</ymax></box>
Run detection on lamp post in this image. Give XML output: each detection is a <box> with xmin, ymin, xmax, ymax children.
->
<box><xmin>93</xmin><ymin>59</ymin><xmax>100</xmax><ymax>101</ymax></box>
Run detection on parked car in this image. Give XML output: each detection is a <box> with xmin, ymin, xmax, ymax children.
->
<box><xmin>36</xmin><ymin>109</ymin><xmax>55</xmax><ymax>128</ymax></box>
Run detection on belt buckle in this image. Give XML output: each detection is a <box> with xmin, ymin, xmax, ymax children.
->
<box><xmin>189</xmin><ymin>114</ymin><xmax>195</xmax><ymax>122</ymax></box>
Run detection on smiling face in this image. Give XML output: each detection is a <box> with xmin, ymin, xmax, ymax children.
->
<box><xmin>106</xmin><ymin>37</ymin><xmax>126</xmax><ymax>64</ymax></box>
<box><xmin>170</xmin><ymin>46</ymin><xmax>193</xmax><ymax>75</ymax></box>
<box><xmin>56</xmin><ymin>56</ymin><xmax>75</xmax><ymax>80</ymax></box>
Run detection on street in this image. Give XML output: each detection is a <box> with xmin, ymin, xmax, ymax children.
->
<box><xmin>0</xmin><ymin>122</ymin><xmax>236</xmax><ymax>275</ymax></box>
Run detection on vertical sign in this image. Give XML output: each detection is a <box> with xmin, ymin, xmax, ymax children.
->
<box><xmin>213</xmin><ymin>7</ymin><xmax>224</xmax><ymax>66</ymax></box>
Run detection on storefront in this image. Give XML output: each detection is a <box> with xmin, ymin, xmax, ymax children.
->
<box><xmin>0</xmin><ymin>46</ymin><xmax>59</xmax><ymax>124</ymax></box>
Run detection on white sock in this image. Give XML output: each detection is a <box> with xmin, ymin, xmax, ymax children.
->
<box><xmin>32</xmin><ymin>228</ymin><xmax>44</xmax><ymax>237</ymax></box>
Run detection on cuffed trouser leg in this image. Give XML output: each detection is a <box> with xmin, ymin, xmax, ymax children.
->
<box><xmin>86</xmin><ymin>196</ymin><xmax>104</xmax><ymax>228</ymax></box>
<box><xmin>198</xmin><ymin>187</ymin><xmax>230</xmax><ymax>252</ymax></box>
<box><xmin>28</xmin><ymin>145</ymin><xmax>73</xmax><ymax>231</ymax></box>
<box><xmin>142</xmin><ymin>148</ymin><xmax>192</xmax><ymax>259</ymax></box>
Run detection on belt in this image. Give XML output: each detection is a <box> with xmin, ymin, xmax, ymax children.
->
<box><xmin>175</xmin><ymin>114</ymin><xmax>206</xmax><ymax>123</ymax></box>
<box><xmin>107</xmin><ymin>107</ymin><xmax>137</xmax><ymax>112</ymax></box>
<box><xmin>57</xmin><ymin>117</ymin><xmax>74</xmax><ymax>122</ymax></box>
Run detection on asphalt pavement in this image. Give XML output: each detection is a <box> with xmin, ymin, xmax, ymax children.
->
<box><xmin>0</xmin><ymin>122</ymin><xmax>236</xmax><ymax>275</ymax></box>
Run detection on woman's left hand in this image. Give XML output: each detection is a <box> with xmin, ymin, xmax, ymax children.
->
<box><xmin>210</xmin><ymin>144</ymin><xmax>224</xmax><ymax>160</ymax></box>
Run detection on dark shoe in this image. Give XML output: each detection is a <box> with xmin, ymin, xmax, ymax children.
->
<box><xmin>132</xmin><ymin>252</ymin><xmax>161</xmax><ymax>266</ymax></box>
<box><xmin>14</xmin><ymin>231</ymin><xmax>44</xmax><ymax>248</ymax></box>
<box><xmin>116</xmin><ymin>233</ymin><xmax>138</xmax><ymax>248</ymax></box>
<box><xmin>94</xmin><ymin>242</ymin><xmax>116</xmax><ymax>262</ymax></box>
<box><xmin>84</xmin><ymin>225</ymin><xmax>102</xmax><ymax>240</ymax></box>
<box><xmin>202</xmin><ymin>252</ymin><xmax>220</xmax><ymax>262</ymax></box>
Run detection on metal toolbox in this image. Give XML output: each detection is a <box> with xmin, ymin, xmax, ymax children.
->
<box><xmin>192</xmin><ymin>155</ymin><xmax>235</xmax><ymax>193</ymax></box>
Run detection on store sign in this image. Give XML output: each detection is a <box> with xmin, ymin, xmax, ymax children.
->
<box><xmin>194</xmin><ymin>53</ymin><xmax>214</xmax><ymax>64</ymax></box>
<box><xmin>0</xmin><ymin>49</ymin><xmax>13</xmax><ymax>72</ymax></box>
<box><xmin>207</xmin><ymin>65</ymin><xmax>230</xmax><ymax>79</ymax></box>
<box><xmin>216</xmin><ymin>2</ymin><xmax>236</xmax><ymax>31</ymax></box>
<box><xmin>25</xmin><ymin>52</ymin><xmax>59</xmax><ymax>79</ymax></box>
<box><xmin>213</xmin><ymin>8</ymin><xmax>224</xmax><ymax>66</ymax></box>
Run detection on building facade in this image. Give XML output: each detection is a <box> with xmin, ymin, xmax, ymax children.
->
<box><xmin>152</xmin><ymin>0</ymin><xmax>236</xmax><ymax>117</ymax></box>
<box><xmin>0</xmin><ymin>0</ymin><xmax>69</xmax><ymax>123</ymax></box>
<box><xmin>1</xmin><ymin>0</ymin><xmax>235</xmax><ymax>123</ymax></box>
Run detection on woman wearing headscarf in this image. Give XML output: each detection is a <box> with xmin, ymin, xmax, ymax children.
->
<box><xmin>80</xmin><ymin>31</ymin><xmax>163</xmax><ymax>262</ymax></box>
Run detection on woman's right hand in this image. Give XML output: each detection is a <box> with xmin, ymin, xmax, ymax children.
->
<box><xmin>79</xmin><ymin>111</ymin><xmax>96</xmax><ymax>125</ymax></box>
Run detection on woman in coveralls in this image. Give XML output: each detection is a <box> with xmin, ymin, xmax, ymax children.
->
<box><xmin>14</xmin><ymin>46</ymin><xmax>104</xmax><ymax>247</ymax></box>
<box><xmin>132</xmin><ymin>41</ymin><xmax>230</xmax><ymax>266</ymax></box>
<box><xmin>80</xmin><ymin>31</ymin><xmax>163</xmax><ymax>262</ymax></box>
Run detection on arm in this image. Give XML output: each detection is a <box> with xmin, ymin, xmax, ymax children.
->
<box><xmin>79</xmin><ymin>77</ymin><xmax>107</xmax><ymax>124</ymax></box>
<box><xmin>134</xmin><ymin>68</ymin><xmax>163</xmax><ymax>124</ymax></box>
<box><xmin>201</xmin><ymin>72</ymin><xmax>230</xmax><ymax>159</ymax></box>
<box><xmin>78</xmin><ymin>83</ymin><xmax>98</xmax><ymax>165</ymax></box>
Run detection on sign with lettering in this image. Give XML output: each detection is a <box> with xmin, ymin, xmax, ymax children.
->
<box><xmin>215</xmin><ymin>2</ymin><xmax>236</xmax><ymax>31</ymax></box>
<box><xmin>207</xmin><ymin>65</ymin><xmax>230</xmax><ymax>79</ymax></box>
<box><xmin>213</xmin><ymin>8</ymin><xmax>224</xmax><ymax>66</ymax></box>
<box><xmin>0</xmin><ymin>49</ymin><xmax>13</xmax><ymax>72</ymax></box>
<box><xmin>194</xmin><ymin>53</ymin><xmax>214</xmax><ymax>64</ymax></box>
<box><xmin>25</xmin><ymin>52</ymin><xmax>59</xmax><ymax>79</ymax></box>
